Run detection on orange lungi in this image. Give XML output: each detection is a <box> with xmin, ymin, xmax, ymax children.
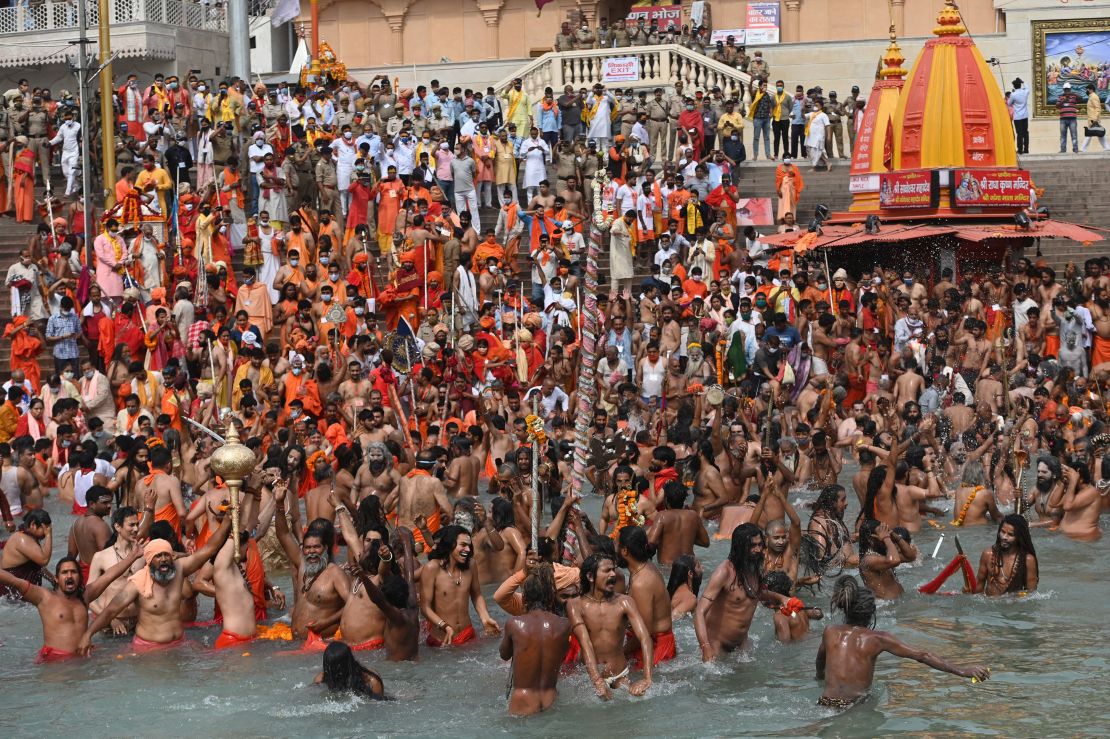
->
<box><xmin>426</xmin><ymin>624</ymin><xmax>476</xmax><ymax>647</ymax></box>
<box><xmin>1043</xmin><ymin>334</ymin><xmax>1060</xmax><ymax>359</ymax></box>
<box><xmin>214</xmin><ymin>630</ymin><xmax>256</xmax><ymax>650</ymax></box>
<box><xmin>1093</xmin><ymin>334</ymin><xmax>1110</xmax><ymax>367</ymax></box>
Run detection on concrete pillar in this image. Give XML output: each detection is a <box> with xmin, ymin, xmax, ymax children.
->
<box><xmin>377</xmin><ymin>0</ymin><xmax>412</xmax><ymax>64</ymax></box>
<box><xmin>891</xmin><ymin>0</ymin><xmax>905</xmax><ymax>38</ymax></box>
<box><xmin>784</xmin><ymin>0</ymin><xmax>801</xmax><ymax>43</ymax></box>
<box><xmin>476</xmin><ymin>0</ymin><xmax>504</xmax><ymax>58</ymax></box>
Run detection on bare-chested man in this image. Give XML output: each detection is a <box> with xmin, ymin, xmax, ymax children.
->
<box><xmin>951</xmin><ymin>460</ymin><xmax>1002</xmax><ymax>527</ymax></box>
<box><xmin>79</xmin><ymin>517</ymin><xmax>231</xmax><ymax>653</ymax></box>
<box><xmin>857</xmin><ymin>520</ymin><xmax>917</xmax><ymax>600</ymax></box>
<box><xmin>420</xmin><ymin>524</ymin><xmax>500</xmax><ymax>646</ymax></box>
<box><xmin>619</xmin><ymin>526</ymin><xmax>676</xmax><ymax>667</ymax></box>
<box><xmin>338</xmin><ymin>358</ymin><xmax>374</xmax><ymax>421</ymax></box>
<box><xmin>211</xmin><ymin>528</ymin><xmax>259</xmax><ymax>650</ymax></box>
<box><xmin>816</xmin><ymin>575</ymin><xmax>989</xmax><ymax>709</ymax></box>
<box><xmin>975</xmin><ymin>515</ymin><xmax>1039</xmax><ymax>596</ymax></box>
<box><xmin>1047</xmin><ymin>461</ymin><xmax>1102</xmax><ymax>541</ymax></box>
<box><xmin>444</xmin><ymin>435</ymin><xmax>480</xmax><ymax>498</ymax></box>
<box><xmin>273</xmin><ymin>480</ymin><xmax>351</xmax><ymax>641</ymax></box>
<box><xmin>499</xmin><ymin>563</ymin><xmax>572</xmax><ymax>716</ymax></box>
<box><xmin>567</xmin><ymin>553</ymin><xmax>653</xmax><ymax>699</ymax></box>
<box><xmin>66</xmin><ymin>485</ymin><xmax>113</xmax><ymax>581</ymax></box>
<box><xmin>396</xmin><ymin>450</ymin><xmax>453</xmax><ymax>552</ymax></box>
<box><xmin>695</xmin><ymin>523</ymin><xmax>783</xmax><ymax>660</ymax></box>
<box><xmin>350</xmin><ymin>441</ymin><xmax>401</xmax><ymax>508</ymax></box>
<box><xmin>648</xmin><ymin>482</ymin><xmax>709</xmax><ymax>565</ymax></box>
<box><xmin>0</xmin><ymin>548</ymin><xmax>142</xmax><ymax>661</ymax></box>
<box><xmin>477</xmin><ymin>496</ymin><xmax>527</xmax><ymax>585</ymax></box>
<box><xmin>341</xmin><ymin>524</ymin><xmax>422</xmax><ymax>661</ymax></box>
<box><xmin>133</xmin><ymin>445</ymin><xmax>186</xmax><ymax>539</ymax></box>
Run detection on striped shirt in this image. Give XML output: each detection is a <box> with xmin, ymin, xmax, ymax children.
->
<box><xmin>1057</xmin><ymin>92</ymin><xmax>1080</xmax><ymax>119</ymax></box>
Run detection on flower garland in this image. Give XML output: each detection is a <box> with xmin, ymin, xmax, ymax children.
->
<box><xmin>951</xmin><ymin>485</ymin><xmax>984</xmax><ymax>527</ymax></box>
<box><xmin>524</xmin><ymin>414</ymin><xmax>547</xmax><ymax>446</ymax></box>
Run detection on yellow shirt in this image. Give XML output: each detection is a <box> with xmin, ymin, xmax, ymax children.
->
<box><xmin>717</xmin><ymin>112</ymin><xmax>745</xmax><ymax>136</ymax></box>
<box><xmin>135</xmin><ymin>167</ymin><xmax>174</xmax><ymax>214</ymax></box>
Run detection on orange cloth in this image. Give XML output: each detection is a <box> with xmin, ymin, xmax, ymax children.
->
<box><xmin>129</xmin><ymin>539</ymin><xmax>174</xmax><ymax>598</ymax></box>
<box><xmin>1093</xmin><ymin>334</ymin><xmax>1110</xmax><ymax>367</ymax></box>
<box><xmin>301</xmin><ymin>629</ymin><xmax>330</xmax><ymax>652</ymax></box>
<box><xmin>36</xmin><ymin>645</ymin><xmax>78</xmax><ymax>663</ymax></box>
<box><xmin>629</xmin><ymin>629</ymin><xmax>678</xmax><ymax>668</ymax></box>
<box><xmin>154</xmin><ymin>501</ymin><xmax>181</xmax><ymax>535</ymax></box>
<box><xmin>411</xmin><ymin>507</ymin><xmax>442</xmax><ymax>549</ymax></box>
<box><xmin>1043</xmin><ymin>334</ymin><xmax>1060</xmax><ymax>359</ymax></box>
<box><xmin>349</xmin><ymin>637</ymin><xmax>385</xmax><ymax>651</ymax></box>
<box><xmin>4</xmin><ymin>317</ymin><xmax>42</xmax><ymax>393</ymax></box>
<box><xmin>214</xmin><ymin>630</ymin><xmax>256</xmax><ymax>650</ymax></box>
<box><xmin>13</xmin><ymin>149</ymin><xmax>36</xmax><ymax>223</ymax></box>
<box><xmin>426</xmin><ymin>624</ymin><xmax>476</xmax><ymax>647</ymax></box>
<box><xmin>131</xmin><ymin>634</ymin><xmax>185</xmax><ymax>652</ymax></box>
<box><xmin>284</xmin><ymin>373</ymin><xmax>323</xmax><ymax>418</ymax></box>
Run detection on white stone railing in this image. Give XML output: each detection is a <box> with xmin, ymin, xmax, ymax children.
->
<box><xmin>495</xmin><ymin>44</ymin><xmax>754</xmax><ymax>104</ymax></box>
<box><xmin>0</xmin><ymin>0</ymin><xmax>227</xmax><ymax>36</ymax></box>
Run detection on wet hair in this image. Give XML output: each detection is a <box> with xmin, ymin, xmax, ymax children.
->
<box><xmin>961</xmin><ymin>459</ymin><xmax>987</xmax><ymax>487</ymax></box>
<box><xmin>830</xmin><ymin>575</ymin><xmax>876</xmax><ymax>628</ymax></box>
<box><xmin>667</xmin><ymin>554</ymin><xmax>702</xmax><ymax>597</ymax></box>
<box><xmin>321</xmin><ymin>641</ymin><xmax>381</xmax><ymax>698</ymax></box>
<box><xmin>993</xmin><ymin>514</ymin><xmax>1035</xmax><ymax>584</ymax></box>
<box><xmin>428</xmin><ymin>524</ymin><xmax>469</xmax><ymax>562</ymax></box>
<box><xmin>379</xmin><ymin>573</ymin><xmax>410</xmax><ymax>609</ymax></box>
<box><xmin>490</xmin><ymin>497</ymin><xmax>514</xmax><ymax>530</ymax></box>
<box><xmin>618</xmin><ymin>525</ymin><xmax>655</xmax><ymax>562</ymax></box>
<box><xmin>149</xmin><ymin>520</ymin><xmax>186</xmax><ymax>553</ymax></box>
<box><xmin>728</xmin><ymin>523</ymin><xmax>764</xmax><ymax>579</ymax></box>
<box><xmin>663</xmin><ymin>480</ymin><xmax>687</xmax><ymax>510</ymax></box>
<box><xmin>762</xmin><ymin>570</ymin><xmax>793</xmax><ymax>597</ymax></box>
<box><xmin>652</xmin><ymin>446</ymin><xmax>676</xmax><ymax>467</ymax></box>
<box><xmin>304</xmin><ymin>518</ymin><xmax>336</xmax><ymax>553</ymax></box>
<box><xmin>857</xmin><ymin>519</ymin><xmax>886</xmax><ymax>559</ymax></box>
<box><xmin>579</xmin><ymin>552</ymin><xmax>612</xmax><ymax>594</ymax></box>
<box><xmin>862</xmin><ymin>466</ymin><xmax>891</xmax><ymax>521</ymax></box>
<box><xmin>812</xmin><ymin>484</ymin><xmax>845</xmax><ymax>518</ymax></box>
<box><xmin>21</xmin><ymin>508</ymin><xmax>51</xmax><ymax>530</ymax></box>
<box><xmin>522</xmin><ymin>562</ymin><xmax>558</xmax><ymax>612</ymax></box>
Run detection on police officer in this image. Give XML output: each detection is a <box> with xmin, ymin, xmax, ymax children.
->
<box><xmin>612</xmin><ymin>18</ymin><xmax>632</xmax><ymax>48</ymax></box>
<box><xmin>646</xmin><ymin>87</ymin><xmax>670</xmax><ymax>162</ymax></box>
<box><xmin>846</xmin><ymin>85</ymin><xmax>863</xmax><ymax>152</ymax></box>
<box><xmin>825</xmin><ymin>90</ymin><xmax>848</xmax><ymax>159</ymax></box>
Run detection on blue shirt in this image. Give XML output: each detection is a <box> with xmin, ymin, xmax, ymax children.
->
<box><xmin>46</xmin><ymin>309</ymin><xmax>81</xmax><ymax>360</ymax></box>
<box><xmin>1010</xmin><ymin>88</ymin><xmax>1030</xmax><ymax>120</ymax></box>
<box><xmin>535</xmin><ymin>103</ymin><xmax>561</xmax><ymax>133</ymax></box>
<box><xmin>790</xmin><ymin>98</ymin><xmax>805</xmax><ymax>125</ymax></box>
<box><xmin>764</xmin><ymin>324</ymin><xmax>801</xmax><ymax>349</ymax></box>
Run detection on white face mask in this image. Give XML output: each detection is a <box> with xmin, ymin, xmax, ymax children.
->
<box><xmin>84</xmin><ymin>370</ymin><xmax>94</xmax><ymax>379</ymax></box>
<box><xmin>320</xmin><ymin>256</ymin><xmax>330</xmax><ymax>265</ymax></box>
<box><xmin>290</xmin><ymin>259</ymin><xmax>300</xmax><ymax>267</ymax></box>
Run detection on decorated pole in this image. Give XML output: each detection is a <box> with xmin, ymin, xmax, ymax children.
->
<box><xmin>569</xmin><ymin>170</ymin><xmax>615</xmax><ymax>500</ymax></box>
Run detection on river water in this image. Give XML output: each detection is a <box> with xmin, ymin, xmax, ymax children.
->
<box><xmin>1</xmin><ymin>470</ymin><xmax>1107</xmax><ymax>738</ymax></box>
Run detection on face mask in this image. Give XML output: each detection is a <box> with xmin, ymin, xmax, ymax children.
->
<box><xmin>63</xmin><ymin>371</ymin><xmax>74</xmax><ymax>379</ymax></box>
<box><xmin>219</xmin><ymin>226</ymin><xmax>227</xmax><ymax>234</ymax></box>
<box><xmin>756</xmin><ymin>300</ymin><xmax>767</xmax><ymax>309</ymax></box>
<box><xmin>109</xmin><ymin>229</ymin><xmax>119</xmax><ymax>237</ymax></box>
<box><xmin>85</xmin><ymin>370</ymin><xmax>94</xmax><ymax>379</ymax></box>
<box><xmin>344</xmin><ymin>132</ymin><xmax>352</xmax><ymax>140</ymax></box>
<box><xmin>329</xmin><ymin>271</ymin><xmax>339</xmax><ymax>281</ymax></box>
<box><xmin>320</xmin><ymin>256</ymin><xmax>330</xmax><ymax>265</ymax></box>
<box><xmin>259</xmin><ymin>218</ymin><xmax>269</xmax><ymax>226</ymax></box>
<box><xmin>776</xmin><ymin>86</ymin><xmax>784</xmax><ymax>93</ymax></box>
<box><xmin>290</xmin><ymin>259</ymin><xmax>300</xmax><ymax>267</ymax></box>
<box><xmin>386</xmin><ymin>148</ymin><xmax>394</xmax><ymax>154</ymax></box>
<box><xmin>289</xmin><ymin>408</ymin><xmax>302</xmax><ymax>417</ymax></box>
<box><xmin>61</xmin><ymin>440</ymin><xmax>71</xmax><ymax>448</ymax></box>
<box><xmin>322</xmin><ymin>294</ymin><xmax>333</xmax><ymax>303</ymax></box>
<box><xmin>198</xmin><ymin>85</ymin><xmax>206</xmax><ymax>92</ymax></box>
<box><xmin>904</xmin><ymin>279</ymin><xmax>913</xmax><ymax>286</ymax></box>
<box><xmin>291</xmin><ymin>369</ymin><xmax>302</xmax><ymax>378</ymax></box>
<box><xmin>355</xmin><ymin>306</ymin><xmax>365</xmax><ymax>315</ymax></box>
<box><xmin>686</xmin><ymin>104</ymin><xmax>694</xmax><ymax>111</ymax></box>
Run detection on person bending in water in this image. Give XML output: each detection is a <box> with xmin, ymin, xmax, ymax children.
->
<box><xmin>420</xmin><ymin>524</ymin><xmax>501</xmax><ymax>646</ymax></box>
<box><xmin>815</xmin><ymin>575</ymin><xmax>990</xmax><ymax>709</ymax></box>
<box><xmin>0</xmin><ymin>550</ymin><xmax>144</xmax><ymax>662</ymax></box>
<box><xmin>500</xmin><ymin>562</ymin><xmax>572</xmax><ymax>716</ymax></box>
<box><xmin>566</xmin><ymin>553</ymin><xmax>654</xmax><ymax>699</ymax></box>
<box><xmin>695</xmin><ymin>523</ymin><xmax>785</xmax><ymax>661</ymax></box>
<box><xmin>316</xmin><ymin>641</ymin><xmax>385</xmax><ymax>699</ymax></box>
<box><xmin>79</xmin><ymin>516</ymin><xmax>231</xmax><ymax>654</ymax></box>
<box><xmin>975</xmin><ymin>514</ymin><xmax>1039</xmax><ymax>596</ymax></box>
<box><xmin>760</xmin><ymin>570</ymin><xmax>822</xmax><ymax>643</ymax></box>
<box><xmin>858</xmin><ymin>519</ymin><xmax>918</xmax><ymax>600</ymax></box>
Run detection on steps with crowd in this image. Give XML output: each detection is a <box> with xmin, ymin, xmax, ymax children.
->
<box><xmin>0</xmin><ymin>153</ymin><xmax>1103</xmax><ymax>381</ymax></box>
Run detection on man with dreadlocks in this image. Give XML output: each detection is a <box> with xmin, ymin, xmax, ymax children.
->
<box><xmin>975</xmin><ymin>515</ymin><xmax>1039</xmax><ymax>596</ymax></box>
<box><xmin>499</xmin><ymin>561</ymin><xmax>572</xmax><ymax>716</ymax></box>
<box><xmin>695</xmin><ymin>523</ymin><xmax>783</xmax><ymax>661</ymax></box>
<box><xmin>807</xmin><ymin>484</ymin><xmax>858</xmax><ymax>573</ymax></box>
<box><xmin>816</xmin><ymin>575</ymin><xmax>990</xmax><ymax>709</ymax></box>
<box><xmin>420</xmin><ymin>524</ymin><xmax>501</xmax><ymax>647</ymax></box>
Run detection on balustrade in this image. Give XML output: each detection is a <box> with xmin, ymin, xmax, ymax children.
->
<box><xmin>0</xmin><ymin>0</ymin><xmax>227</xmax><ymax>36</ymax></box>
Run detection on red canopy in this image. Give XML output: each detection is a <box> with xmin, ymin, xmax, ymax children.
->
<box><xmin>760</xmin><ymin>219</ymin><xmax>1104</xmax><ymax>251</ymax></box>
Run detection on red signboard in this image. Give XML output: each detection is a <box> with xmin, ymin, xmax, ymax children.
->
<box><xmin>950</xmin><ymin>168</ymin><xmax>1032</xmax><ymax>208</ymax></box>
<box><xmin>878</xmin><ymin>170</ymin><xmax>938</xmax><ymax>209</ymax></box>
<box><xmin>626</xmin><ymin>5</ymin><xmax>682</xmax><ymax>30</ymax></box>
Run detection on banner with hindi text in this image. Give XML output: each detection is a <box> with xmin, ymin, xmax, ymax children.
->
<box><xmin>626</xmin><ymin>5</ymin><xmax>683</xmax><ymax>30</ymax></box>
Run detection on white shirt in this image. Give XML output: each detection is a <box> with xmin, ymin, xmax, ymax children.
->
<box><xmin>49</xmin><ymin>121</ymin><xmax>80</xmax><ymax>154</ymax></box>
<box><xmin>247</xmin><ymin>141</ymin><xmax>273</xmax><ymax>174</ymax></box>
<box><xmin>1010</xmin><ymin>88</ymin><xmax>1030</xmax><ymax>120</ymax></box>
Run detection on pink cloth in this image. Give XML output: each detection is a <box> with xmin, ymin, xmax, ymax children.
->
<box><xmin>92</xmin><ymin>233</ymin><xmax>125</xmax><ymax>298</ymax></box>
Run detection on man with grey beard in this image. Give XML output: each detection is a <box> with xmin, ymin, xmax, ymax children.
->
<box><xmin>79</xmin><ymin>517</ymin><xmax>231</xmax><ymax>653</ymax></box>
<box><xmin>350</xmin><ymin>441</ymin><xmax>400</xmax><ymax>509</ymax></box>
<box><xmin>273</xmin><ymin>479</ymin><xmax>351</xmax><ymax>643</ymax></box>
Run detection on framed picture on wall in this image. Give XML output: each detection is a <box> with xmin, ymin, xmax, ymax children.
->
<box><xmin>1032</xmin><ymin>18</ymin><xmax>1110</xmax><ymax>118</ymax></box>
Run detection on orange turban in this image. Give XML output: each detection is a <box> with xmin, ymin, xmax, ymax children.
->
<box><xmin>427</xmin><ymin>271</ymin><xmax>443</xmax><ymax>284</ymax></box>
<box><xmin>353</xmin><ymin>252</ymin><xmax>370</xmax><ymax>265</ymax></box>
<box><xmin>399</xmin><ymin>250</ymin><xmax>418</xmax><ymax>265</ymax></box>
<box><xmin>479</xmin><ymin>316</ymin><xmax>495</xmax><ymax>330</ymax></box>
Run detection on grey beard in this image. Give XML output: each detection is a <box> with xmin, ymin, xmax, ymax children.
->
<box><xmin>303</xmin><ymin>556</ymin><xmax>327</xmax><ymax>579</ymax></box>
<box><xmin>151</xmin><ymin>563</ymin><xmax>176</xmax><ymax>585</ymax></box>
<box><xmin>369</xmin><ymin>460</ymin><xmax>387</xmax><ymax>474</ymax></box>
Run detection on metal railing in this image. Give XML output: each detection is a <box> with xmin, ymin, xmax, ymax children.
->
<box><xmin>0</xmin><ymin>0</ymin><xmax>227</xmax><ymax>35</ymax></box>
<box><xmin>494</xmin><ymin>44</ymin><xmax>755</xmax><ymax>104</ymax></box>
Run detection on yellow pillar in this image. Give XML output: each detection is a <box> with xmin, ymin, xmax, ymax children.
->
<box><xmin>98</xmin><ymin>0</ymin><xmax>116</xmax><ymax>208</ymax></box>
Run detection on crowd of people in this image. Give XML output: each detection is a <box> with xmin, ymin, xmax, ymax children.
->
<box><xmin>0</xmin><ymin>63</ymin><xmax>1108</xmax><ymax>717</ymax></box>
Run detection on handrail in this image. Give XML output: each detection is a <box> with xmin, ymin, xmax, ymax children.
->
<box><xmin>493</xmin><ymin>43</ymin><xmax>754</xmax><ymax>104</ymax></box>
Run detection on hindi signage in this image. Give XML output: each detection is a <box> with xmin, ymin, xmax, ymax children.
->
<box><xmin>601</xmin><ymin>57</ymin><xmax>641</xmax><ymax>83</ymax></box>
<box><xmin>950</xmin><ymin>168</ymin><xmax>1032</xmax><ymax>208</ymax></box>
<box><xmin>878</xmin><ymin>170</ymin><xmax>939</xmax><ymax>209</ymax></box>
<box><xmin>745</xmin><ymin>1</ymin><xmax>780</xmax><ymax>44</ymax></box>
<box><xmin>625</xmin><ymin>4</ymin><xmax>682</xmax><ymax>30</ymax></box>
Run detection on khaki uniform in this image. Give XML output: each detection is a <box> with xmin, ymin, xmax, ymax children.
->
<box><xmin>612</xmin><ymin>27</ymin><xmax>632</xmax><ymax>48</ymax></box>
<box><xmin>666</xmin><ymin>92</ymin><xmax>684</xmax><ymax>158</ymax></box>
<box><xmin>628</xmin><ymin>26</ymin><xmax>648</xmax><ymax>45</ymax></box>
<box><xmin>26</xmin><ymin>107</ymin><xmax>51</xmax><ymax>184</ymax></box>
<box><xmin>595</xmin><ymin>26</ymin><xmax>612</xmax><ymax>49</ymax></box>
<box><xmin>646</xmin><ymin>97</ymin><xmax>670</xmax><ymax>162</ymax></box>
<box><xmin>846</xmin><ymin>94</ymin><xmax>862</xmax><ymax>152</ymax></box>
<box><xmin>825</xmin><ymin>99</ymin><xmax>847</xmax><ymax>158</ymax></box>
<box><xmin>315</xmin><ymin>157</ymin><xmax>341</xmax><ymax>215</ymax></box>
<box><xmin>619</xmin><ymin>97</ymin><xmax>641</xmax><ymax>140</ymax></box>
<box><xmin>555</xmin><ymin>32</ymin><xmax>576</xmax><ymax>51</ymax></box>
<box><xmin>574</xmin><ymin>28</ymin><xmax>595</xmax><ymax>48</ymax></box>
